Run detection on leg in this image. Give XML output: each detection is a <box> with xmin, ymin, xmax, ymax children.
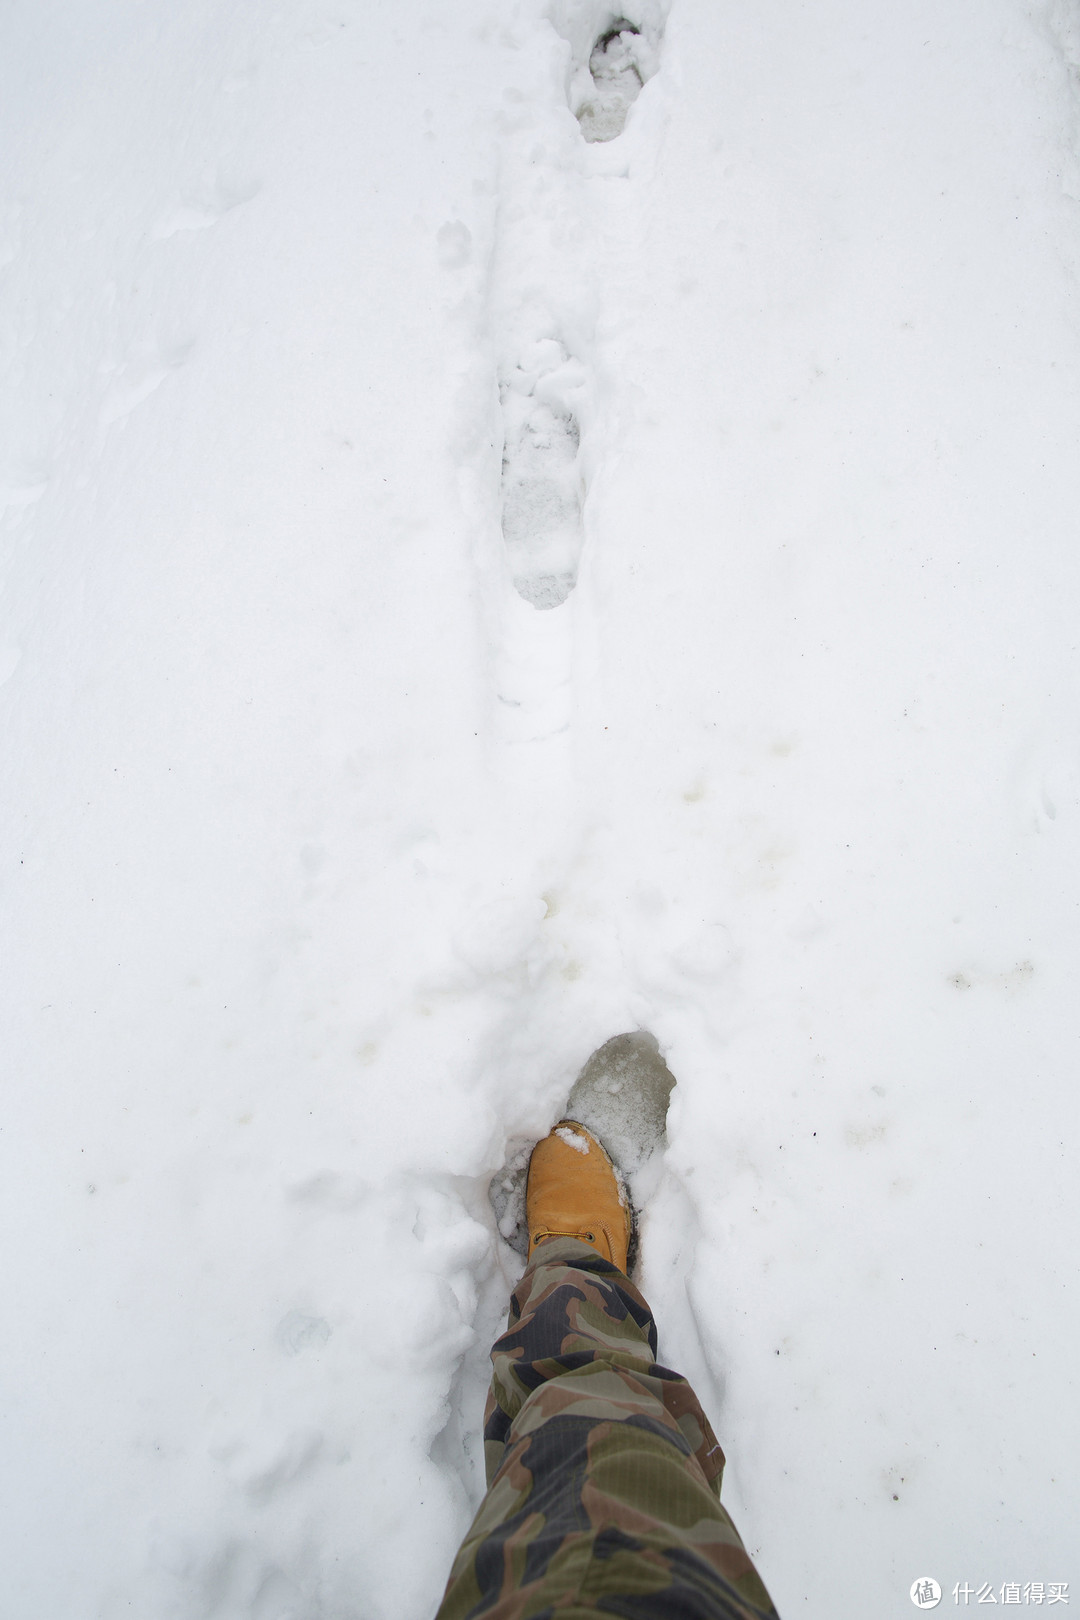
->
<box><xmin>435</xmin><ymin>1237</ymin><xmax>779</xmax><ymax>1620</ymax></box>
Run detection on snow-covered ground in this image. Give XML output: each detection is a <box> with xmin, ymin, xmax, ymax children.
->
<box><xmin>2</xmin><ymin>1</ymin><xmax>1078</xmax><ymax>1616</ymax></box>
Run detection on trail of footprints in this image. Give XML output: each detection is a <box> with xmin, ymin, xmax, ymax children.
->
<box><xmin>498</xmin><ymin>10</ymin><xmax>663</xmax><ymax>611</ymax></box>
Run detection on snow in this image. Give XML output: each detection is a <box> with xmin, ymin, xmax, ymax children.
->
<box><xmin>1</xmin><ymin>1</ymin><xmax>1078</xmax><ymax>1617</ymax></box>
<box><xmin>554</xmin><ymin>1124</ymin><xmax>591</xmax><ymax>1153</ymax></box>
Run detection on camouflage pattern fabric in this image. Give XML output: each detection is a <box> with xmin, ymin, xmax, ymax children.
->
<box><xmin>435</xmin><ymin>1237</ymin><xmax>779</xmax><ymax>1620</ymax></box>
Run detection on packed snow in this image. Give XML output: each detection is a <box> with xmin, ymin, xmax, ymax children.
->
<box><xmin>1</xmin><ymin>1</ymin><xmax>1078</xmax><ymax>1617</ymax></box>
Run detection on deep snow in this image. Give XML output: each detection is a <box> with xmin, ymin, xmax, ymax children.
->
<box><xmin>1</xmin><ymin>1</ymin><xmax>1078</xmax><ymax>1617</ymax></box>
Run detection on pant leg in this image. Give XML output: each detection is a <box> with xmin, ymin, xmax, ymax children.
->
<box><xmin>435</xmin><ymin>1238</ymin><xmax>779</xmax><ymax>1620</ymax></box>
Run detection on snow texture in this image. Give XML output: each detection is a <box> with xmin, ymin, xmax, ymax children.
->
<box><xmin>1</xmin><ymin>0</ymin><xmax>1078</xmax><ymax>1617</ymax></box>
<box><xmin>554</xmin><ymin>1123</ymin><xmax>591</xmax><ymax>1153</ymax></box>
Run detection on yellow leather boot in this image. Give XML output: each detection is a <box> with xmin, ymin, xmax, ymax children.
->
<box><xmin>526</xmin><ymin>1120</ymin><xmax>632</xmax><ymax>1273</ymax></box>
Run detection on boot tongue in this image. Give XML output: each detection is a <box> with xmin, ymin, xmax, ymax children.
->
<box><xmin>530</xmin><ymin>1225</ymin><xmax>614</xmax><ymax>1264</ymax></box>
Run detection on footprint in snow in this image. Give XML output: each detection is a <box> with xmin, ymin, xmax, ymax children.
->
<box><xmin>500</xmin><ymin>342</ymin><xmax>585</xmax><ymax>610</ymax></box>
<box><xmin>573</xmin><ymin>19</ymin><xmax>658</xmax><ymax>143</ymax></box>
<box><xmin>489</xmin><ymin>1031</ymin><xmax>677</xmax><ymax>1270</ymax></box>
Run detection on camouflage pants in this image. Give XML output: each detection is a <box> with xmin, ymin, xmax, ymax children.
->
<box><xmin>435</xmin><ymin>1238</ymin><xmax>779</xmax><ymax>1620</ymax></box>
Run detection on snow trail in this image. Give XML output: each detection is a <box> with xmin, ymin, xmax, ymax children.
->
<box><xmin>0</xmin><ymin>1</ymin><xmax>1078</xmax><ymax>1618</ymax></box>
